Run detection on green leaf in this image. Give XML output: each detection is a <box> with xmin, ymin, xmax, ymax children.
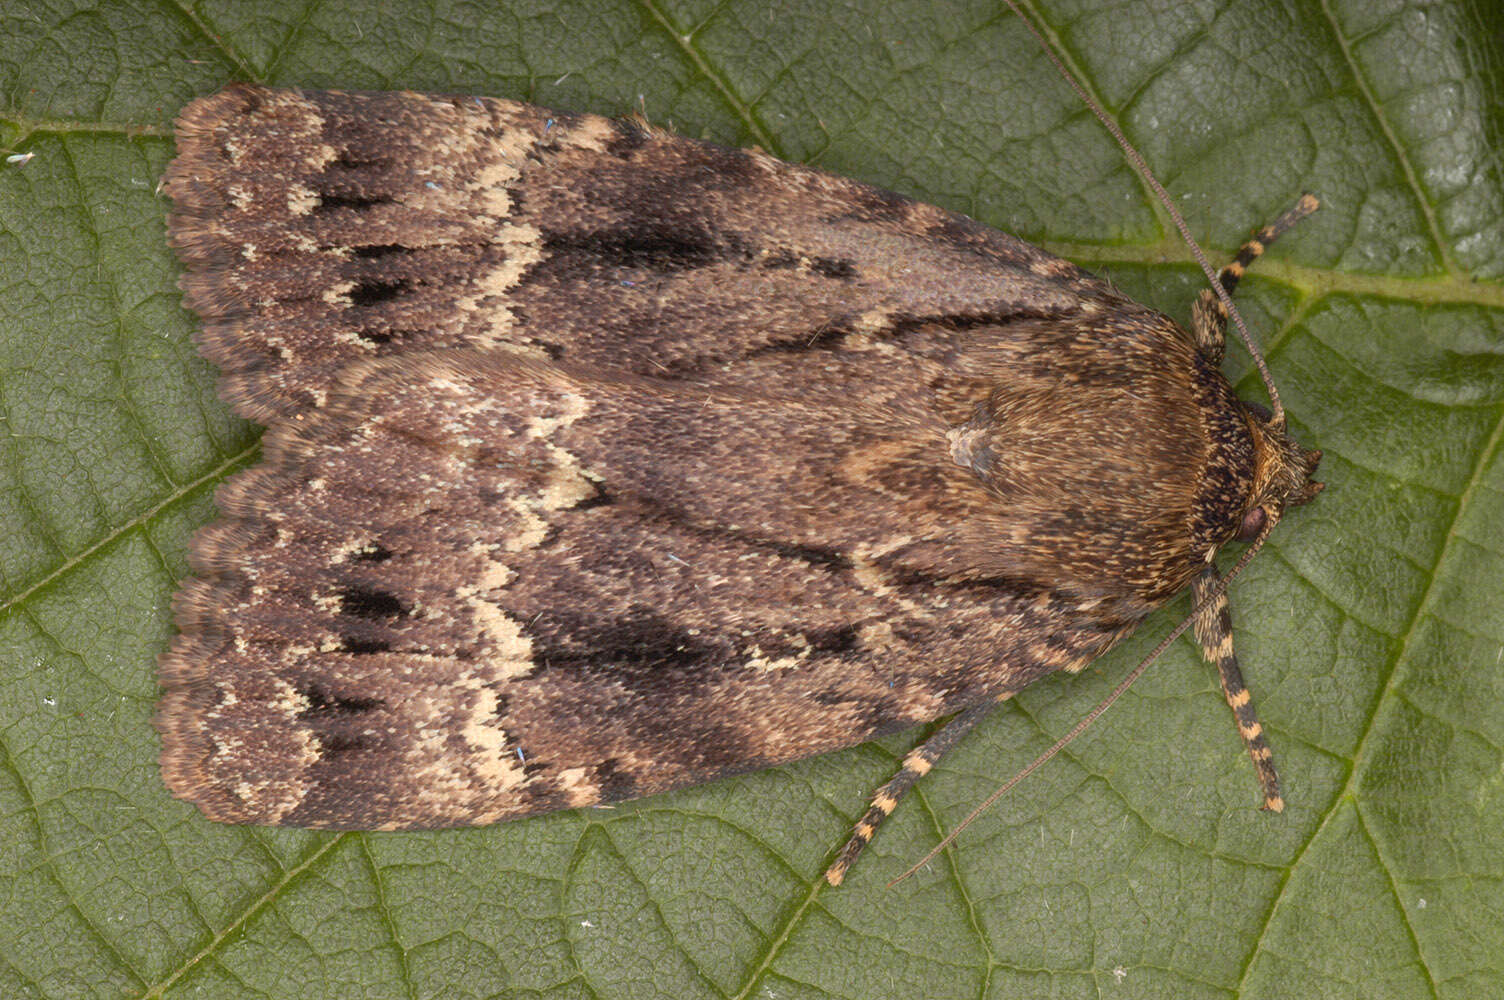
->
<box><xmin>2</xmin><ymin>1</ymin><xmax>1501</xmax><ymax>997</ymax></box>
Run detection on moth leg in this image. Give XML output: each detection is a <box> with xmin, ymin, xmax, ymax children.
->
<box><xmin>825</xmin><ymin>702</ymin><xmax>995</xmax><ymax>886</ymax></box>
<box><xmin>1191</xmin><ymin>566</ymin><xmax>1284</xmax><ymax>811</ymax></box>
<box><xmin>1191</xmin><ymin>194</ymin><xmax>1321</xmax><ymax>361</ymax></box>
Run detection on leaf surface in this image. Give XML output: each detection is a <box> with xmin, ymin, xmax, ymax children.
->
<box><xmin>2</xmin><ymin>1</ymin><xmax>1501</xmax><ymax>998</ymax></box>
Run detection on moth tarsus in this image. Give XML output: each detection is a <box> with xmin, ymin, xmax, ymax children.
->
<box><xmin>158</xmin><ymin>85</ymin><xmax>1322</xmax><ymax>888</ymax></box>
<box><xmin>1193</xmin><ymin>566</ymin><xmax>1285</xmax><ymax>813</ymax></box>
<box><xmin>826</xmin><ymin>703</ymin><xmax>992</xmax><ymax>886</ymax></box>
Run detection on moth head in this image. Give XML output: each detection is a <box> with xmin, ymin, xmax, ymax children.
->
<box><xmin>1238</xmin><ymin>401</ymin><xmax>1324</xmax><ymax>541</ymax></box>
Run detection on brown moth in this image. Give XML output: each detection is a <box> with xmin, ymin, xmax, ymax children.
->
<box><xmin>157</xmin><ymin>84</ymin><xmax>1322</xmax><ymax>885</ymax></box>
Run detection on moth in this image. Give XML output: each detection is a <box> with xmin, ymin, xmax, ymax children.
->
<box><xmin>157</xmin><ymin>84</ymin><xmax>1322</xmax><ymax>886</ymax></box>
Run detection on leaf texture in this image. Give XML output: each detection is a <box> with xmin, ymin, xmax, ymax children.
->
<box><xmin>1</xmin><ymin>2</ymin><xmax>1501</xmax><ymax>998</ymax></box>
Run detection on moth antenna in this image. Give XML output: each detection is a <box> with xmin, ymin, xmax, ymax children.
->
<box><xmin>888</xmin><ymin>525</ymin><xmax>1277</xmax><ymax>887</ymax></box>
<box><xmin>1000</xmin><ymin>0</ymin><xmax>1284</xmax><ymax>425</ymax></box>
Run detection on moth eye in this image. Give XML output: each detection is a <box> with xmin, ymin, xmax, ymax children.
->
<box><xmin>1236</xmin><ymin>506</ymin><xmax>1268</xmax><ymax>542</ymax></box>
